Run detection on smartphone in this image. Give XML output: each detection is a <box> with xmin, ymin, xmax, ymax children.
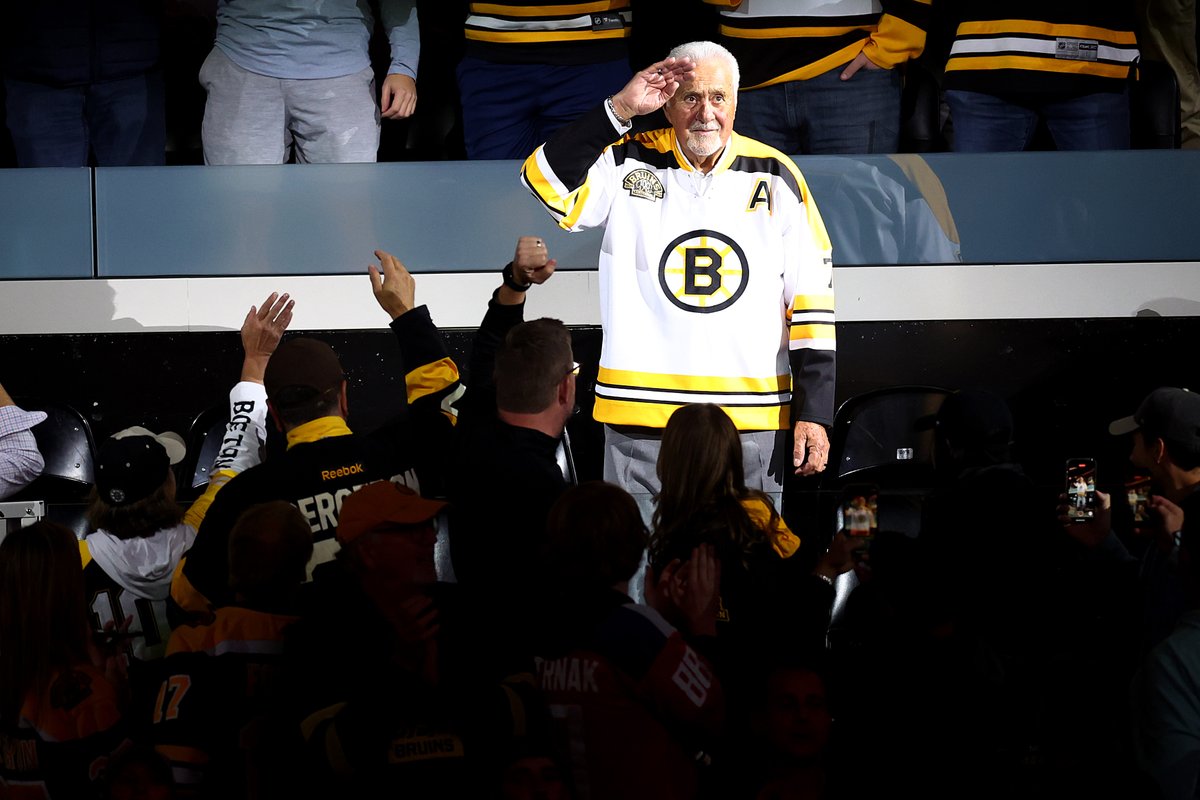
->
<box><xmin>1126</xmin><ymin>474</ymin><xmax>1152</xmax><ymax>524</ymax></box>
<box><xmin>1065</xmin><ymin>459</ymin><xmax>1097</xmax><ymax>521</ymax></box>
<box><xmin>839</xmin><ymin>484</ymin><xmax>879</xmax><ymax>540</ymax></box>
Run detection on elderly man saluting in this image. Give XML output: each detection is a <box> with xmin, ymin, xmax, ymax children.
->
<box><xmin>521</xmin><ymin>40</ymin><xmax>835</xmax><ymax>506</ymax></box>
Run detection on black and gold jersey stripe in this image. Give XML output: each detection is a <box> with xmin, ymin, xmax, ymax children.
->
<box><xmin>465</xmin><ymin>2</ymin><xmax>632</xmax><ymax>64</ymax></box>
<box><xmin>704</xmin><ymin>0</ymin><xmax>930</xmax><ymax>89</ymax></box>
<box><xmin>944</xmin><ymin>4</ymin><xmax>1139</xmax><ymax>94</ymax></box>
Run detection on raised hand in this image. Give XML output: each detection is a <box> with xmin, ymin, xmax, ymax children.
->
<box><xmin>513</xmin><ymin>236</ymin><xmax>558</xmax><ymax>285</ymax></box>
<box><xmin>645</xmin><ymin>545</ymin><xmax>722</xmax><ymax>637</ymax></box>
<box><xmin>370</xmin><ymin>249</ymin><xmax>417</xmax><ymax>319</ymax></box>
<box><xmin>611</xmin><ymin>57</ymin><xmax>695</xmax><ymax>119</ymax></box>
<box><xmin>815</xmin><ymin>530</ymin><xmax>859</xmax><ymax>581</ymax></box>
<box><xmin>676</xmin><ymin>544</ymin><xmax>721</xmax><ymax>637</ymax></box>
<box><xmin>241</xmin><ymin>292</ymin><xmax>294</xmax><ymax>382</ymax></box>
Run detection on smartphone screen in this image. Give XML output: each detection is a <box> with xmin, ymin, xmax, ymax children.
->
<box><xmin>1066</xmin><ymin>459</ymin><xmax>1097</xmax><ymax>521</ymax></box>
<box><xmin>1126</xmin><ymin>474</ymin><xmax>1152</xmax><ymax>524</ymax></box>
<box><xmin>839</xmin><ymin>485</ymin><xmax>879</xmax><ymax>539</ymax></box>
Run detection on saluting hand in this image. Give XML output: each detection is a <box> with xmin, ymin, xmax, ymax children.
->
<box><xmin>611</xmin><ymin>56</ymin><xmax>695</xmax><ymax>119</ymax></box>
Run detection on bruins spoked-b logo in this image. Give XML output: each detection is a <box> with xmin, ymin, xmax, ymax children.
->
<box><xmin>622</xmin><ymin>169</ymin><xmax>665</xmax><ymax>202</ymax></box>
<box><xmin>658</xmin><ymin>230</ymin><xmax>748</xmax><ymax>314</ymax></box>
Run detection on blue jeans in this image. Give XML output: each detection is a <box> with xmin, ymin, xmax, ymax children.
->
<box><xmin>946</xmin><ymin>89</ymin><xmax>1131</xmax><ymax>151</ymax></box>
<box><xmin>4</xmin><ymin>72</ymin><xmax>165</xmax><ymax>167</ymax></box>
<box><xmin>734</xmin><ymin>64</ymin><xmax>902</xmax><ymax>155</ymax></box>
<box><xmin>458</xmin><ymin>56</ymin><xmax>632</xmax><ymax>159</ymax></box>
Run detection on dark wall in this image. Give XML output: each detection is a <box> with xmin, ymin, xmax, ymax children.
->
<box><xmin>3</xmin><ymin>315</ymin><xmax>1195</xmax><ymax>497</ymax></box>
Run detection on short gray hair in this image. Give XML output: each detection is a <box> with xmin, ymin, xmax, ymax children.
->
<box><xmin>667</xmin><ymin>40</ymin><xmax>740</xmax><ymax>95</ymax></box>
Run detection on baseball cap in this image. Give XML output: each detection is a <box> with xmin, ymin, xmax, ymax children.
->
<box><xmin>264</xmin><ymin>338</ymin><xmax>345</xmax><ymax>408</ymax></box>
<box><xmin>112</xmin><ymin>426</ymin><xmax>186</xmax><ymax>465</ymax></box>
<box><xmin>335</xmin><ymin>480</ymin><xmax>448</xmax><ymax>546</ymax></box>
<box><xmin>97</xmin><ymin>429</ymin><xmax>182</xmax><ymax>507</ymax></box>
<box><xmin>1109</xmin><ymin>388</ymin><xmax>1200</xmax><ymax>453</ymax></box>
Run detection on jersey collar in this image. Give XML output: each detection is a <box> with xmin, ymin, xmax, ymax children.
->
<box><xmin>286</xmin><ymin>416</ymin><xmax>352</xmax><ymax>449</ymax></box>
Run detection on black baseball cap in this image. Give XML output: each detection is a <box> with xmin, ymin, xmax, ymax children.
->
<box><xmin>96</xmin><ymin>435</ymin><xmax>172</xmax><ymax>506</ymax></box>
<box><xmin>1109</xmin><ymin>388</ymin><xmax>1200</xmax><ymax>455</ymax></box>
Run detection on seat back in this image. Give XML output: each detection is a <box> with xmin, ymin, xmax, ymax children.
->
<box><xmin>5</xmin><ymin>403</ymin><xmax>98</xmax><ymax>539</ymax></box>
<box><xmin>25</xmin><ymin>402</ymin><xmax>97</xmax><ymax>488</ymax></box>
<box><xmin>821</xmin><ymin>386</ymin><xmax>953</xmax><ymax>627</ymax></box>
<box><xmin>829</xmin><ymin>385</ymin><xmax>952</xmax><ymax>486</ymax></box>
<box><xmin>182</xmin><ymin>403</ymin><xmax>232</xmax><ymax>495</ymax></box>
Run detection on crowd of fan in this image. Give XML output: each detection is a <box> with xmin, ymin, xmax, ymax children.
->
<box><xmin>0</xmin><ymin>1</ymin><xmax>1196</xmax><ymax>169</ymax></box>
<box><xmin>2</xmin><ymin>4</ymin><xmax>1198</xmax><ymax>798</ymax></box>
<box><xmin>2</xmin><ymin>239</ymin><xmax>1200</xmax><ymax>799</ymax></box>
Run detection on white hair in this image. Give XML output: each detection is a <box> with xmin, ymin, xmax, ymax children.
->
<box><xmin>667</xmin><ymin>40</ymin><xmax>740</xmax><ymax>95</ymax></box>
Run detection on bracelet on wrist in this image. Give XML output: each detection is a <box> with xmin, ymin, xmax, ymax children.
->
<box><xmin>606</xmin><ymin>96</ymin><xmax>631</xmax><ymax>127</ymax></box>
<box><xmin>502</xmin><ymin>262</ymin><xmax>531</xmax><ymax>292</ymax></box>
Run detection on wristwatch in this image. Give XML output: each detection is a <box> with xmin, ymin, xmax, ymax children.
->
<box><xmin>502</xmin><ymin>262</ymin><xmax>531</xmax><ymax>292</ymax></box>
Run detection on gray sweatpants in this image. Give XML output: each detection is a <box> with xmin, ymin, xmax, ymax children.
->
<box><xmin>200</xmin><ymin>47</ymin><xmax>380</xmax><ymax>165</ymax></box>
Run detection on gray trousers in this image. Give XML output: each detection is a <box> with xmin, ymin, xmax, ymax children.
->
<box><xmin>604</xmin><ymin>424</ymin><xmax>787</xmax><ymax>603</ymax></box>
<box><xmin>603</xmin><ymin>424</ymin><xmax>787</xmax><ymax>521</ymax></box>
<box><xmin>200</xmin><ymin>47</ymin><xmax>380</xmax><ymax>165</ymax></box>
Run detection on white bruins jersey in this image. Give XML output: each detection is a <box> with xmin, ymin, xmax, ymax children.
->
<box><xmin>522</xmin><ymin>103</ymin><xmax>835</xmax><ymax>430</ymax></box>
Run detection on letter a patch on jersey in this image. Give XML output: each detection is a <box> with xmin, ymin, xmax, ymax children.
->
<box><xmin>746</xmin><ymin>179</ymin><xmax>772</xmax><ymax>214</ymax></box>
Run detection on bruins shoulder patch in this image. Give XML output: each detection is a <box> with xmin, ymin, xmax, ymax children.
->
<box><xmin>622</xmin><ymin>169</ymin><xmax>665</xmax><ymax>201</ymax></box>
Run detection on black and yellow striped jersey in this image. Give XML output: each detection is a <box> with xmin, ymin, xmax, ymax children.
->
<box><xmin>522</xmin><ymin>102</ymin><xmax>836</xmax><ymax>430</ymax></box>
<box><xmin>148</xmin><ymin>606</ymin><xmax>297</xmax><ymax>792</ymax></box>
<box><xmin>704</xmin><ymin>0</ymin><xmax>931</xmax><ymax>90</ymax></box>
<box><xmin>464</xmin><ymin>1</ymin><xmax>631</xmax><ymax>64</ymax></box>
<box><xmin>943</xmin><ymin>2</ymin><xmax>1139</xmax><ymax>94</ymax></box>
<box><xmin>172</xmin><ymin>305</ymin><xmax>461</xmax><ymax>615</ymax></box>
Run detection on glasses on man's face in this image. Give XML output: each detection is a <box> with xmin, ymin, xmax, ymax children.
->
<box><xmin>567</xmin><ymin>361</ymin><xmax>581</xmax><ymax>377</ymax></box>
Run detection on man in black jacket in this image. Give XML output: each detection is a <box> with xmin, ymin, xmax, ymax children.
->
<box><xmin>448</xmin><ymin>236</ymin><xmax>570</xmax><ymax>635</ymax></box>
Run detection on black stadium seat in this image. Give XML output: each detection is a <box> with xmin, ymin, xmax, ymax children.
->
<box><xmin>7</xmin><ymin>402</ymin><xmax>98</xmax><ymax>538</ymax></box>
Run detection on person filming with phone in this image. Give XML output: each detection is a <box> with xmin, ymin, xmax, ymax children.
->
<box><xmin>1062</xmin><ymin>388</ymin><xmax>1200</xmax><ymax>650</ymax></box>
<box><xmin>1109</xmin><ymin>389</ymin><xmax>1200</xmax><ymax>550</ymax></box>
<box><xmin>1099</xmin><ymin>390</ymin><xmax>1200</xmax><ymax>800</ymax></box>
